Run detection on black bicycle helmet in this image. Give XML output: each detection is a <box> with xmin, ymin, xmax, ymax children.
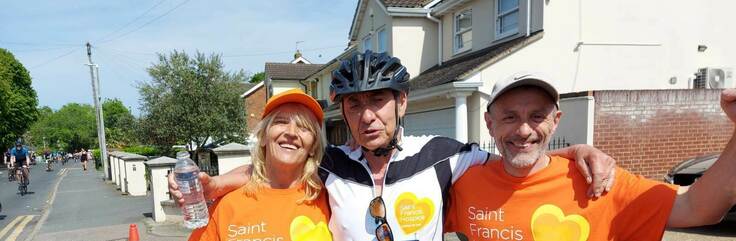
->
<box><xmin>330</xmin><ymin>50</ymin><xmax>410</xmax><ymax>156</ymax></box>
<box><xmin>330</xmin><ymin>50</ymin><xmax>410</xmax><ymax>103</ymax></box>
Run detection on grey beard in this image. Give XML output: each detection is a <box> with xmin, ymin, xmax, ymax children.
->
<box><xmin>503</xmin><ymin>146</ymin><xmax>547</xmax><ymax>169</ymax></box>
<box><xmin>508</xmin><ymin>156</ymin><xmax>537</xmax><ymax>168</ymax></box>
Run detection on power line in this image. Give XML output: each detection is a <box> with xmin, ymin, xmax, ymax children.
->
<box><xmin>0</xmin><ymin>40</ymin><xmax>79</xmax><ymax>47</ymax></box>
<box><xmin>98</xmin><ymin>0</ymin><xmax>191</xmax><ymax>44</ymax></box>
<box><xmin>97</xmin><ymin>0</ymin><xmax>168</xmax><ymax>43</ymax></box>
<box><xmin>222</xmin><ymin>45</ymin><xmax>345</xmax><ymax>58</ymax></box>
<box><xmin>95</xmin><ymin>47</ymin><xmax>151</xmax><ymax>71</ymax></box>
<box><xmin>95</xmin><ymin>44</ymin><xmax>345</xmax><ymax>59</ymax></box>
<box><xmin>10</xmin><ymin>46</ymin><xmax>77</xmax><ymax>53</ymax></box>
<box><xmin>99</xmin><ymin>46</ymin><xmax>158</xmax><ymax>56</ymax></box>
<box><xmin>95</xmin><ymin>50</ymin><xmax>148</xmax><ymax>82</ymax></box>
<box><xmin>29</xmin><ymin>48</ymin><xmax>79</xmax><ymax>69</ymax></box>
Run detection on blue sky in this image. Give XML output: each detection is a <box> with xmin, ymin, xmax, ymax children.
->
<box><xmin>1</xmin><ymin>0</ymin><xmax>357</xmax><ymax>115</ymax></box>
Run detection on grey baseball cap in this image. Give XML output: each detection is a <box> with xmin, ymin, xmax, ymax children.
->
<box><xmin>487</xmin><ymin>71</ymin><xmax>559</xmax><ymax>111</ymax></box>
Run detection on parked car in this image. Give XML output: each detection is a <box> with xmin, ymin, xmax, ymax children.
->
<box><xmin>664</xmin><ymin>153</ymin><xmax>736</xmax><ymax>216</ymax></box>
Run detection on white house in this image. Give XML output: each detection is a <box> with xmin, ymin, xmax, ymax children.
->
<box><xmin>293</xmin><ymin>0</ymin><xmax>736</xmax><ymax>145</ymax></box>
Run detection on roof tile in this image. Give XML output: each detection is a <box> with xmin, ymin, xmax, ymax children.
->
<box><xmin>409</xmin><ymin>31</ymin><xmax>543</xmax><ymax>90</ymax></box>
<box><xmin>265</xmin><ymin>63</ymin><xmax>324</xmax><ymax>80</ymax></box>
<box><xmin>381</xmin><ymin>0</ymin><xmax>431</xmax><ymax>8</ymax></box>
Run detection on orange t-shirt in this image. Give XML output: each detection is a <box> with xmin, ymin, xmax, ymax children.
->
<box><xmin>189</xmin><ymin>186</ymin><xmax>332</xmax><ymax>241</ymax></box>
<box><xmin>445</xmin><ymin>155</ymin><xmax>678</xmax><ymax>241</ymax></box>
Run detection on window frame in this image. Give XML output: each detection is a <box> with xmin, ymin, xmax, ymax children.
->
<box><xmin>453</xmin><ymin>8</ymin><xmax>473</xmax><ymax>54</ymax></box>
<box><xmin>495</xmin><ymin>0</ymin><xmax>520</xmax><ymax>40</ymax></box>
<box><xmin>377</xmin><ymin>28</ymin><xmax>387</xmax><ymax>53</ymax></box>
<box><xmin>363</xmin><ymin>35</ymin><xmax>373</xmax><ymax>52</ymax></box>
<box><xmin>308</xmin><ymin>80</ymin><xmax>318</xmax><ymax>97</ymax></box>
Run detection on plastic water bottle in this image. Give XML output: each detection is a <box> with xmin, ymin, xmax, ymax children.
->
<box><xmin>174</xmin><ymin>152</ymin><xmax>209</xmax><ymax>229</ymax></box>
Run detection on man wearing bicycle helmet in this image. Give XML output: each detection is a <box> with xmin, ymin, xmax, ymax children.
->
<box><xmin>169</xmin><ymin>51</ymin><xmax>616</xmax><ymax>241</ymax></box>
<box><xmin>10</xmin><ymin>139</ymin><xmax>30</xmax><ymax>185</ymax></box>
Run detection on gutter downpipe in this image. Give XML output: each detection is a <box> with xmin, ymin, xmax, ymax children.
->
<box><xmin>426</xmin><ymin>11</ymin><xmax>442</xmax><ymax>66</ymax></box>
<box><xmin>298</xmin><ymin>79</ymin><xmax>309</xmax><ymax>93</ymax></box>
<box><xmin>526</xmin><ymin>0</ymin><xmax>531</xmax><ymax>37</ymax></box>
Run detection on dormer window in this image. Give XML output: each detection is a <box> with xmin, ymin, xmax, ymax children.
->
<box><xmin>496</xmin><ymin>0</ymin><xmax>519</xmax><ymax>39</ymax></box>
<box><xmin>454</xmin><ymin>9</ymin><xmax>472</xmax><ymax>54</ymax></box>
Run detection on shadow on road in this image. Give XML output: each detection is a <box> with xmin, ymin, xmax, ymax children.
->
<box><xmin>0</xmin><ymin>215</ymin><xmax>6</xmax><ymax>220</ymax></box>
<box><xmin>666</xmin><ymin>218</ymin><xmax>736</xmax><ymax>237</ymax></box>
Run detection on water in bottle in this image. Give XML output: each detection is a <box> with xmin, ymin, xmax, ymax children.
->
<box><xmin>174</xmin><ymin>152</ymin><xmax>209</xmax><ymax>229</ymax></box>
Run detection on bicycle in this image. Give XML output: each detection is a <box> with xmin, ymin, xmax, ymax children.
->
<box><xmin>46</xmin><ymin>158</ymin><xmax>53</xmax><ymax>172</ymax></box>
<box><xmin>8</xmin><ymin>166</ymin><xmax>15</xmax><ymax>182</ymax></box>
<box><xmin>16</xmin><ymin>166</ymin><xmax>28</xmax><ymax>196</ymax></box>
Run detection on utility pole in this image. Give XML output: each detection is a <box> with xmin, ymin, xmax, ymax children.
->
<box><xmin>86</xmin><ymin>42</ymin><xmax>110</xmax><ymax>180</ymax></box>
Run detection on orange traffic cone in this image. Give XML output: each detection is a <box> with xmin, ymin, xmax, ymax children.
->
<box><xmin>129</xmin><ymin>223</ymin><xmax>140</xmax><ymax>241</ymax></box>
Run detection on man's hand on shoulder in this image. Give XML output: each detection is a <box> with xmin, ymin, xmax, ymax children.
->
<box><xmin>566</xmin><ymin>144</ymin><xmax>616</xmax><ymax>198</ymax></box>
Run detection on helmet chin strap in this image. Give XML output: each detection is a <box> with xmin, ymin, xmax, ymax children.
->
<box><xmin>363</xmin><ymin>135</ymin><xmax>402</xmax><ymax>157</ymax></box>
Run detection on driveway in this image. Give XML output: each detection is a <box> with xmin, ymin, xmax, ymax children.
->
<box><xmin>663</xmin><ymin>215</ymin><xmax>736</xmax><ymax>241</ymax></box>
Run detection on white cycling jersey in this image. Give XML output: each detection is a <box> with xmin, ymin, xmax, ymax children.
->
<box><xmin>319</xmin><ymin>134</ymin><xmax>494</xmax><ymax>241</ymax></box>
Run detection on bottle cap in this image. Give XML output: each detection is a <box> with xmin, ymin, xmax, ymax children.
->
<box><xmin>176</xmin><ymin>151</ymin><xmax>190</xmax><ymax>159</ymax></box>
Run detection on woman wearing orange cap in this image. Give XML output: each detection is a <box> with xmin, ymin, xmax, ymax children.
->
<box><xmin>189</xmin><ymin>89</ymin><xmax>332</xmax><ymax>241</ymax></box>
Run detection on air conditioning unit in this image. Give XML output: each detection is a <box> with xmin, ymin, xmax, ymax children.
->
<box><xmin>693</xmin><ymin>67</ymin><xmax>734</xmax><ymax>89</ymax></box>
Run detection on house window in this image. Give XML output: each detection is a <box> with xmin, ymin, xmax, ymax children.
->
<box><xmin>454</xmin><ymin>9</ymin><xmax>472</xmax><ymax>53</ymax></box>
<box><xmin>496</xmin><ymin>0</ymin><xmax>519</xmax><ymax>39</ymax></box>
<box><xmin>363</xmin><ymin>36</ymin><xmax>373</xmax><ymax>52</ymax></box>
<box><xmin>308</xmin><ymin>80</ymin><xmax>318</xmax><ymax>97</ymax></box>
<box><xmin>377</xmin><ymin>28</ymin><xmax>387</xmax><ymax>53</ymax></box>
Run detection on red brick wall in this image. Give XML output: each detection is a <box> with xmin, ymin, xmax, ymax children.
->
<box><xmin>245</xmin><ymin>85</ymin><xmax>267</xmax><ymax>133</ymax></box>
<box><xmin>593</xmin><ymin>89</ymin><xmax>733</xmax><ymax>180</ymax></box>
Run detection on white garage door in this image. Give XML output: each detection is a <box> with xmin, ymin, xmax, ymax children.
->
<box><xmin>403</xmin><ymin>107</ymin><xmax>455</xmax><ymax>138</ymax></box>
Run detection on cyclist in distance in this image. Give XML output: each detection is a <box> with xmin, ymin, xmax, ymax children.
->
<box><xmin>10</xmin><ymin>139</ymin><xmax>31</xmax><ymax>186</ymax></box>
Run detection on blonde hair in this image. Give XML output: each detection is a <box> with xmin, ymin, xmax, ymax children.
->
<box><xmin>245</xmin><ymin>104</ymin><xmax>326</xmax><ymax>203</ymax></box>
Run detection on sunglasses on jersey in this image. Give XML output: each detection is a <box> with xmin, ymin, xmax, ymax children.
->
<box><xmin>369</xmin><ymin>196</ymin><xmax>394</xmax><ymax>241</ymax></box>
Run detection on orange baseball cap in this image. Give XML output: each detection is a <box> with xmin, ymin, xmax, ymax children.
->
<box><xmin>262</xmin><ymin>89</ymin><xmax>324</xmax><ymax>125</ymax></box>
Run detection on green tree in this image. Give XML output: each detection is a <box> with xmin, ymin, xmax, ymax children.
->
<box><xmin>0</xmin><ymin>48</ymin><xmax>39</xmax><ymax>149</ymax></box>
<box><xmin>26</xmin><ymin>104</ymin><xmax>96</xmax><ymax>152</ymax></box>
<box><xmin>138</xmin><ymin>51</ymin><xmax>247</xmax><ymax>154</ymax></box>
<box><xmin>249</xmin><ymin>71</ymin><xmax>265</xmax><ymax>83</ymax></box>
<box><xmin>25</xmin><ymin>106</ymin><xmax>53</xmax><ymax>150</ymax></box>
<box><xmin>102</xmin><ymin>98</ymin><xmax>137</xmax><ymax>148</ymax></box>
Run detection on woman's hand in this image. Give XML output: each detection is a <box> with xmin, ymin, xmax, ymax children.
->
<box><xmin>167</xmin><ymin>165</ymin><xmax>252</xmax><ymax>205</ymax></box>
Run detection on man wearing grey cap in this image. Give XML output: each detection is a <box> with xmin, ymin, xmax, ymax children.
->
<box><xmin>444</xmin><ymin>72</ymin><xmax>736</xmax><ymax>240</ymax></box>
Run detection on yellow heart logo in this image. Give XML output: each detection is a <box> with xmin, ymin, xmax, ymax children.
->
<box><xmin>289</xmin><ymin>215</ymin><xmax>332</xmax><ymax>241</ymax></box>
<box><xmin>531</xmin><ymin>204</ymin><xmax>590</xmax><ymax>241</ymax></box>
<box><xmin>394</xmin><ymin>192</ymin><xmax>435</xmax><ymax>235</ymax></box>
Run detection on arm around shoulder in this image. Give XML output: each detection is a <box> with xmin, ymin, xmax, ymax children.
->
<box><xmin>549</xmin><ymin>144</ymin><xmax>617</xmax><ymax>197</ymax></box>
<box><xmin>206</xmin><ymin>164</ymin><xmax>252</xmax><ymax>200</ymax></box>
